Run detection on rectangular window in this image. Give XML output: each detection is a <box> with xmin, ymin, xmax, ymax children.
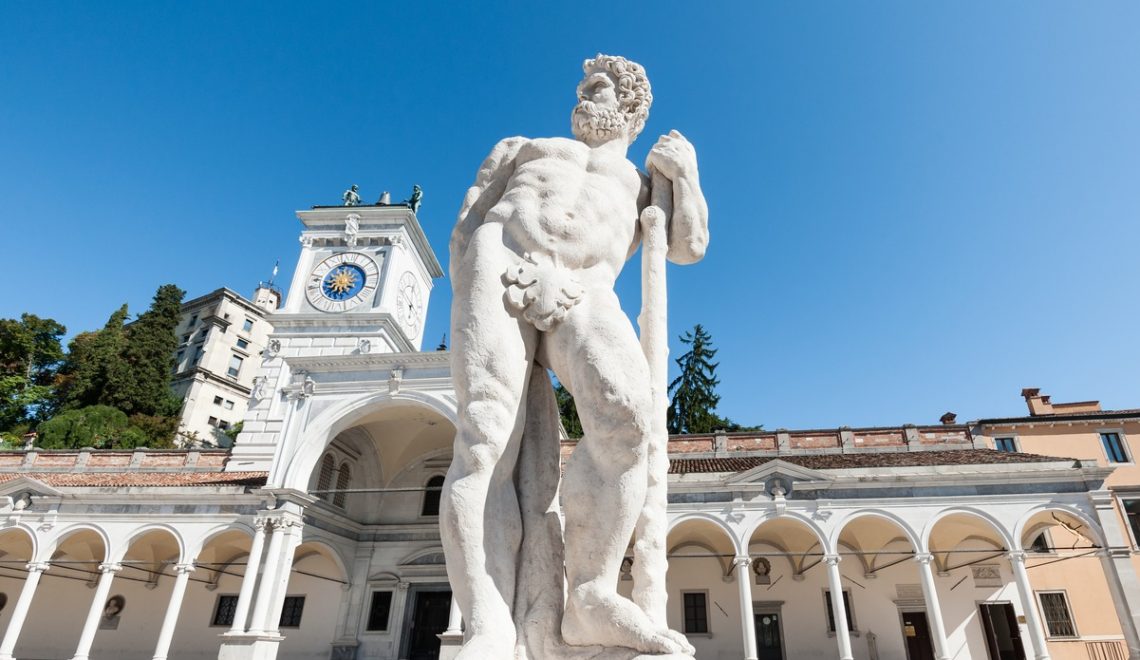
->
<box><xmin>366</xmin><ymin>591</ymin><xmax>393</xmax><ymax>631</ymax></box>
<box><xmin>1122</xmin><ymin>499</ymin><xmax>1140</xmax><ymax>548</ymax></box>
<box><xmin>218</xmin><ymin>420</ymin><xmax>230</xmax><ymax>431</ymax></box>
<box><xmin>1037</xmin><ymin>591</ymin><xmax>1076</xmax><ymax>638</ymax></box>
<box><xmin>227</xmin><ymin>355</ymin><xmax>243</xmax><ymax>378</ymax></box>
<box><xmin>224</xmin><ymin>399</ymin><xmax>234</xmax><ymax>410</ymax></box>
<box><xmin>189</xmin><ymin>314</ymin><xmax>198</xmax><ymax>327</ymax></box>
<box><xmin>211</xmin><ymin>594</ymin><xmax>238</xmax><ymax>626</ymax></box>
<box><xmin>182</xmin><ymin>333</ymin><xmax>191</xmax><ymax>344</ymax></box>
<box><xmin>208</xmin><ymin>416</ymin><xmax>218</xmax><ymax>427</ymax></box>
<box><xmin>994</xmin><ymin>437</ymin><xmax>1017</xmax><ymax>452</ymax></box>
<box><xmin>682</xmin><ymin>592</ymin><xmax>708</xmax><ymax>634</ymax></box>
<box><xmin>1102</xmin><ymin>433</ymin><xmax>1129</xmax><ymax>463</ymax></box>
<box><xmin>236</xmin><ymin>338</ymin><xmax>250</xmax><ymax>350</ymax></box>
<box><xmin>213</xmin><ymin>396</ymin><xmax>224</xmax><ymax>405</ymax></box>
<box><xmin>279</xmin><ymin>596</ymin><xmax>305</xmax><ymax>628</ymax></box>
<box><xmin>243</xmin><ymin>318</ymin><xmax>254</xmax><ymax>333</ymax></box>
<box><xmin>824</xmin><ymin>589</ymin><xmax>855</xmax><ymax>632</ymax></box>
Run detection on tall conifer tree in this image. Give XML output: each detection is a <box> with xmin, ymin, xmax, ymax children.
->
<box><xmin>667</xmin><ymin>324</ymin><xmax>725</xmax><ymax>434</ymax></box>
<box><xmin>60</xmin><ymin>305</ymin><xmax>129</xmax><ymax>410</ymax></box>
<box><xmin>108</xmin><ymin>284</ymin><xmax>184</xmax><ymax>416</ymax></box>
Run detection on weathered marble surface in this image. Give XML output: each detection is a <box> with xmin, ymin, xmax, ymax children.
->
<box><xmin>441</xmin><ymin>54</ymin><xmax>708</xmax><ymax>660</ymax></box>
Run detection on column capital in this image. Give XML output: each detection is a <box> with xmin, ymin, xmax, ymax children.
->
<box><xmin>98</xmin><ymin>563</ymin><xmax>123</xmax><ymax>574</ymax></box>
<box><xmin>173</xmin><ymin>563</ymin><xmax>196</xmax><ymax>575</ymax></box>
<box><xmin>1006</xmin><ymin>550</ymin><xmax>1028</xmax><ymax>564</ymax></box>
<box><xmin>913</xmin><ymin>552</ymin><xmax>935</xmax><ymax>565</ymax></box>
<box><xmin>253</xmin><ymin>517</ymin><xmax>271</xmax><ymax>531</ymax></box>
<box><xmin>733</xmin><ymin>556</ymin><xmax>752</xmax><ymax>568</ymax></box>
<box><xmin>24</xmin><ymin>561</ymin><xmax>49</xmax><ymax>573</ymax></box>
<box><xmin>823</xmin><ymin>554</ymin><xmax>842</xmax><ymax>566</ymax></box>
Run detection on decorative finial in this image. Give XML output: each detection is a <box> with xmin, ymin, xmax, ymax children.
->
<box><xmin>436</xmin><ymin>334</ymin><xmax>447</xmax><ymax>351</ymax></box>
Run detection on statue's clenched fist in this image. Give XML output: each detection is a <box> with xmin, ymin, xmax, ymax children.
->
<box><xmin>646</xmin><ymin>129</ymin><xmax>698</xmax><ymax>181</ymax></box>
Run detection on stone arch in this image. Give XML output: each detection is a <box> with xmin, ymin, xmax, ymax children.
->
<box><xmin>920</xmin><ymin>506</ymin><xmax>1015</xmax><ymax>553</ymax></box>
<box><xmin>295</xmin><ymin>536</ymin><xmax>351</xmax><ymax>583</ymax></box>
<box><xmin>1013</xmin><ymin>503</ymin><xmax>1106</xmax><ymax>550</ymax></box>
<box><xmin>281</xmin><ymin>390</ymin><xmax>457</xmax><ymax>491</ymax></box>
<box><xmin>0</xmin><ymin>524</ymin><xmax>39</xmax><ymax>563</ymax></box>
<box><xmin>185</xmin><ymin>521</ymin><xmax>257</xmax><ymax>559</ymax></box>
<box><xmin>744</xmin><ymin>513</ymin><xmax>828</xmax><ymax>579</ymax></box>
<box><xmin>668</xmin><ymin>512</ymin><xmax>742</xmax><ymax>552</ymax></box>
<box><xmin>46</xmin><ymin>523</ymin><xmax>111</xmax><ymax>562</ymax></box>
<box><xmin>112</xmin><ymin>523</ymin><xmax>187</xmax><ymax>565</ymax></box>
<box><xmin>829</xmin><ymin>509</ymin><xmax>922</xmax><ymax>555</ymax></box>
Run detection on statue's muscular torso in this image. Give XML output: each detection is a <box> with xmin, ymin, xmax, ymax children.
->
<box><xmin>484</xmin><ymin>137</ymin><xmax>643</xmax><ymax>285</ymax></box>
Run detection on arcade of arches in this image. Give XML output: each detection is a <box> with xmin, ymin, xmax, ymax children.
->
<box><xmin>0</xmin><ymin>403</ymin><xmax>1136</xmax><ymax>660</ymax></box>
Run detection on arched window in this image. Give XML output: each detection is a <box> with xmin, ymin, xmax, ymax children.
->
<box><xmin>422</xmin><ymin>475</ymin><xmax>445</xmax><ymax>517</ymax></box>
<box><xmin>334</xmin><ymin>462</ymin><xmax>352</xmax><ymax>508</ymax></box>
<box><xmin>317</xmin><ymin>454</ymin><xmax>335</xmax><ymax>501</ymax></box>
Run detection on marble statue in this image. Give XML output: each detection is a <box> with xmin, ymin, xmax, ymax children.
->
<box><xmin>342</xmin><ymin>184</ymin><xmax>361</xmax><ymax>206</ymax></box>
<box><xmin>442</xmin><ymin>54</ymin><xmax>708</xmax><ymax>660</ymax></box>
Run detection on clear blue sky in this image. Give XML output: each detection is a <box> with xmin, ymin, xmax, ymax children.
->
<box><xmin>2</xmin><ymin>3</ymin><xmax>1137</xmax><ymax>429</ymax></box>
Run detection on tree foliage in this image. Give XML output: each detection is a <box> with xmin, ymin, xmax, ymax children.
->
<box><xmin>0</xmin><ymin>314</ymin><xmax>66</xmax><ymax>428</ymax></box>
<box><xmin>107</xmin><ymin>284</ymin><xmax>185</xmax><ymax>416</ymax></box>
<box><xmin>58</xmin><ymin>305</ymin><xmax>129</xmax><ymax>411</ymax></box>
<box><xmin>554</xmin><ymin>382</ymin><xmax>583</xmax><ymax>438</ymax></box>
<box><xmin>667</xmin><ymin>324</ymin><xmax>760</xmax><ymax>434</ymax></box>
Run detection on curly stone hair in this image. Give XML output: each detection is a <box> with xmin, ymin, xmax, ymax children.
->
<box><xmin>583</xmin><ymin>53</ymin><xmax>653</xmax><ymax>142</ymax></box>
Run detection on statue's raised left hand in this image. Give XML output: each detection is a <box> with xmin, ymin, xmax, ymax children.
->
<box><xmin>645</xmin><ymin>129</ymin><xmax>698</xmax><ymax>181</ymax></box>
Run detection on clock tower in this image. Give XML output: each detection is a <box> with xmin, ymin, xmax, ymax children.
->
<box><xmin>279</xmin><ymin>204</ymin><xmax>443</xmax><ymax>351</ymax></box>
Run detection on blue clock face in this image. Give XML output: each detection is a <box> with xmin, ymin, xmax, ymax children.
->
<box><xmin>321</xmin><ymin>263</ymin><xmax>367</xmax><ymax>301</ymax></box>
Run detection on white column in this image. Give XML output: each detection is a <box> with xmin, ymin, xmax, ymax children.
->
<box><xmin>445</xmin><ymin>594</ymin><xmax>462</xmax><ymax>635</ymax></box>
<box><xmin>1089</xmin><ymin>491</ymin><xmax>1140</xmax><ymax>660</ymax></box>
<box><xmin>1007</xmin><ymin>551</ymin><xmax>1050</xmax><ymax>660</ymax></box>
<box><xmin>914</xmin><ymin>553</ymin><xmax>951</xmax><ymax>660</ymax></box>
<box><xmin>228</xmin><ymin>518</ymin><xmax>269</xmax><ymax>634</ymax></box>
<box><xmin>0</xmin><ymin>562</ymin><xmax>49</xmax><ymax>660</ymax></box>
<box><xmin>247</xmin><ymin>519</ymin><xmax>286</xmax><ymax>635</ymax></box>
<box><xmin>735</xmin><ymin>557</ymin><xmax>758</xmax><ymax>660</ymax></box>
<box><xmin>151</xmin><ymin>563</ymin><xmax>194</xmax><ymax>660</ymax></box>
<box><xmin>824</xmin><ymin>555</ymin><xmax>854</xmax><ymax>660</ymax></box>
<box><xmin>71</xmin><ymin>562</ymin><xmax>122</xmax><ymax>660</ymax></box>
<box><xmin>263</xmin><ymin>520</ymin><xmax>302</xmax><ymax>634</ymax></box>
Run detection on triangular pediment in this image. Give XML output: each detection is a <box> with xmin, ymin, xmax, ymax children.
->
<box><xmin>724</xmin><ymin>459</ymin><xmax>833</xmax><ymax>485</ymax></box>
<box><xmin>0</xmin><ymin>476</ymin><xmax>62</xmax><ymax>499</ymax></box>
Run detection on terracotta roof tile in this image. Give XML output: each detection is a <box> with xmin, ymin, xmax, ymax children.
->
<box><xmin>0</xmin><ymin>472</ymin><xmax>268</xmax><ymax>488</ymax></box>
<box><xmin>668</xmin><ymin>449</ymin><xmax>1069</xmax><ymax>474</ymax></box>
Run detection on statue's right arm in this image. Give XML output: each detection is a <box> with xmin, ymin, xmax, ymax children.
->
<box><xmin>450</xmin><ymin>137</ymin><xmax>526</xmax><ymax>267</ymax></box>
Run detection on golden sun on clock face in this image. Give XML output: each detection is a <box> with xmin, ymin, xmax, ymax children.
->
<box><xmin>305</xmin><ymin>253</ymin><xmax>381</xmax><ymax>313</ymax></box>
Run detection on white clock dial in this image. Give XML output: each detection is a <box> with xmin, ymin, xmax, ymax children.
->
<box><xmin>305</xmin><ymin>252</ymin><xmax>381</xmax><ymax>313</ymax></box>
<box><xmin>396</xmin><ymin>271</ymin><xmax>423</xmax><ymax>337</ymax></box>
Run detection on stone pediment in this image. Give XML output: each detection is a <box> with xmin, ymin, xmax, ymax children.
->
<box><xmin>723</xmin><ymin>459</ymin><xmax>833</xmax><ymax>491</ymax></box>
<box><xmin>0</xmin><ymin>476</ymin><xmax>62</xmax><ymax>500</ymax></box>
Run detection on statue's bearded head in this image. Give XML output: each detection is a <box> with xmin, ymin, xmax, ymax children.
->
<box><xmin>572</xmin><ymin>54</ymin><xmax>652</xmax><ymax>146</ymax></box>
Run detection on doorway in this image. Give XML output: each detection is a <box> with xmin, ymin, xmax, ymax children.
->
<box><xmin>901</xmin><ymin>611</ymin><xmax>935</xmax><ymax>660</ymax></box>
<box><xmin>754</xmin><ymin>608</ymin><xmax>785</xmax><ymax>660</ymax></box>
<box><xmin>979</xmin><ymin>602</ymin><xmax>1027</xmax><ymax>660</ymax></box>
<box><xmin>400</xmin><ymin>586</ymin><xmax>452</xmax><ymax>660</ymax></box>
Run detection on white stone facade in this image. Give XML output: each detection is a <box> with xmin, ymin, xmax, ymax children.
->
<box><xmin>172</xmin><ymin>287</ymin><xmax>279</xmax><ymax>447</ymax></box>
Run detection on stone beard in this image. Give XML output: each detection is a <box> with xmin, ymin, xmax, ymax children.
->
<box><xmin>442</xmin><ymin>54</ymin><xmax>709</xmax><ymax>660</ymax></box>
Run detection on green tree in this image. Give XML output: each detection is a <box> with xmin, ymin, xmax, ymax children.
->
<box><xmin>666</xmin><ymin>324</ymin><xmax>760</xmax><ymax>434</ymax></box>
<box><xmin>554</xmin><ymin>382</ymin><xmax>583</xmax><ymax>438</ymax></box>
<box><xmin>106</xmin><ymin>284</ymin><xmax>184</xmax><ymax>416</ymax></box>
<box><xmin>0</xmin><ymin>314</ymin><xmax>66</xmax><ymax>429</ymax></box>
<box><xmin>36</xmin><ymin>405</ymin><xmax>139</xmax><ymax>449</ymax></box>
<box><xmin>58</xmin><ymin>305</ymin><xmax>129</xmax><ymax>410</ymax></box>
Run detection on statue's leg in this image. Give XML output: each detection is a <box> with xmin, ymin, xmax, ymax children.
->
<box><xmin>442</xmin><ymin>224</ymin><xmax>537</xmax><ymax>659</ymax></box>
<box><xmin>546</xmin><ymin>290</ymin><xmax>692</xmax><ymax>657</ymax></box>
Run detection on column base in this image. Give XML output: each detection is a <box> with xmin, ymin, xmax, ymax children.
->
<box><xmin>438</xmin><ymin>631</ymin><xmax>463</xmax><ymax>660</ymax></box>
<box><xmin>217</xmin><ymin>632</ymin><xmax>286</xmax><ymax>660</ymax></box>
